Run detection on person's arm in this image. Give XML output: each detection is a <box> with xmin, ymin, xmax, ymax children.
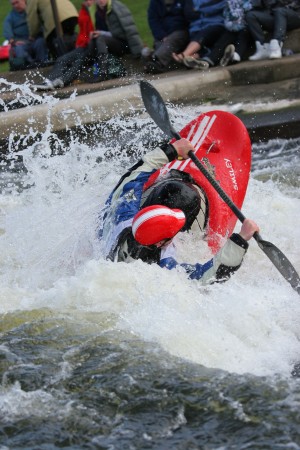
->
<box><xmin>160</xmin><ymin>219</ymin><xmax>259</xmax><ymax>284</ymax></box>
<box><xmin>3</xmin><ymin>14</ymin><xmax>14</xmax><ymax>41</ymax></box>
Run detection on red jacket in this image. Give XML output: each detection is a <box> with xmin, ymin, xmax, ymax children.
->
<box><xmin>76</xmin><ymin>4</ymin><xmax>94</xmax><ymax>48</ymax></box>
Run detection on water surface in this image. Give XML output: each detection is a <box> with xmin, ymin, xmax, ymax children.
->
<box><xmin>0</xmin><ymin>88</ymin><xmax>300</xmax><ymax>449</ymax></box>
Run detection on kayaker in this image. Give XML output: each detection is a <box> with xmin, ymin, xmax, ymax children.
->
<box><xmin>98</xmin><ymin>138</ymin><xmax>259</xmax><ymax>284</ymax></box>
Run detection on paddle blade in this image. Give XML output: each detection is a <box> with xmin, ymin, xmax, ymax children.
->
<box><xmin>140</xmin><ymin>80</ymin><xmax>180</xmax><ymax>140</ymax></box>
<box><xmin>256</xmin><ymin>237</ymin><xmax>300</xmax><ymax>294</ymax></box>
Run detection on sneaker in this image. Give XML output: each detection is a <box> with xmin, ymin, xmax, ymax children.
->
<box><xmin>31</xmin><ymin>78</ymin><xmax>64</xmax><ymax>91</ymax></box>
<box><xmin>52</xmin><ymin>78</ymin><xmax>64</xmax><ymax>88</ymax></box>
<box><xmin>183</xmin><ymin>56</ymin><xmax>210</xmax><ymax>70</ymax></box>
<box><xmin>269</xmin><ymin>39</ymin><xmax>282</xmax><ymax>59</ymax></box>
<box><xmin>220</xmin><ymin>44</ymin><xmax>235</xmax><ymax>66</ymax></box>
<box><xmin>31</xmin><ymin>79</ymin><xmax>54</xmax><ymax>91</ymax></box>
<box><xmin>249</xmin><ymin>42</ymin><xmax>270</xmax><ymax>61</ymax></box>
<box><xmin>232</xmin><ymin>52</ymin><xmax>241</xmax><ymax>63</ymax></box>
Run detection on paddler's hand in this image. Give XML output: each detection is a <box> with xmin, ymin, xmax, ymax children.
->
<box><xmin>239</xmin><ymin>219</ymin><xmax>260</xmax><ymax>241</ymax></box>
<box><xmin>172</xmin><ymin>138</ymin><xmax>195</xmax><ymax>160</ymax></box>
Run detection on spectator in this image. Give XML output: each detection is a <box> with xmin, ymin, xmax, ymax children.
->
<box><xmin>91</xmin><ymin>0</ymin><xmax>143</xmax><ymax>60</ymax></box>
<box><xmin>99</xmin><ymin>138</ymin><xmax>260</xmax><ymax>286</ymax></box>
<box><xmin>144</xmin><ymin>0</ymin><xmax>189</xmax><ymax>74</ymax></box>
<box><xmin>3</xmin><ymin>0</ymin><xmax>48</xmax><ymax>70</ymax></box>
<box><xmin>186</xmin><ymin>0</ymin><xmax>253</xmax><ymax>69</ymax></box>
<box><xmin>83</xmin><ymin>0</ymin><xmax>143</xmax><ymax>78</ymax></box>
<box><xmin>172</xmin><ymin>0</ymin><xmax>226</xmax><ymax>68</ymax></box>
<box><xmin>31</xmin><ymin>0</ymin><xmax>99</xmax><ymax>90</ymax></box>
<box><xmin>32</xmin><ymin>0</ymin><xmax>143</xmax><ymax>90</ymax></box>
<box><xmin>26</xmin><ymin>0</ymin><xmax>79</xmax><ymax>59</ymax></box>
<box><xmin>246</xmin><ymin>0</ymin><xmax>300</xmax><ymax>60</ymax></box>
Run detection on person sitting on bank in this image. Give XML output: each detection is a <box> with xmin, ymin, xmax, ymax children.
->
<box><xmin>246</xmin><ymin>0</ymin><xmax>300</xmax><ymax>60</ymax></box>
<box><xmin>172</xmin><ymin>0</ymin><xmax>226</xmax><ymax>69</ymax></box>
<box><xmin>144</xmin><ymin>0</ymin><xmax>189</xmax><ymax>74</ymax></box>
<box><xmin>98</xmin><ymin>138</ymin><xmax>259</xmax><ymax>285</ymax></box>
<box><xmin>92</xmin><ymin>0</ymin><xmax>143</xmax><ymax>63</ymax></box>
<box><xmin>31</xmin><ymin>0</ymin><xmax>97</xmax><ymax>91</ymax></box>
<box><xmin>3</xmin><ymin>0</ymin><xmax>48</xmax><ymax>70</ymax></box>
<box><xmin>32</xmin><ymin>0</ymin><xmax>143</xmax><ymax>90</ymax></box>
<box><xmin>26</xmin><ymin>0</ymin><xmax>79</xmax><ymax>59</ymax></box>
<box><xmin>184</xmin><ymin>0</ymin><xmax>253</xmax><ymax>70</ymax></box>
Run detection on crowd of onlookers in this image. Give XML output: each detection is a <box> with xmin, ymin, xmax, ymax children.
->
<box><xmin>2</xmin><ymin>0</ymin><xmax>300</xmax><ymax>90</ymax></box>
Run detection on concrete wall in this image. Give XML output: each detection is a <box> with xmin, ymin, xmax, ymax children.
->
<box><xmin>0</xmin><ymin>38</ymin><xmax>300</xmax><ymax>152</ymax></box>
<box><xmin>283</xmin><ymin>28</ymin><xmax>300</xmax><ymax>53</ymax></box>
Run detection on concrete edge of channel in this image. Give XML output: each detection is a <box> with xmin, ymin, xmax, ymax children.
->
<box><xmin>1</xmin><ymin>54</ymin><xmax>300</xmax><ymax>143</ymax></box>
<box><xmin>0</xmin><ymin>69</ymin><xmax>230</xmax><ymax>140</ymax></box>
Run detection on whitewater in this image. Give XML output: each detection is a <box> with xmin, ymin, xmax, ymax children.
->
<box><xmin>0</xmin><ymin>84</ymin><xmax>299</xmax><ymax>448</ymax></box>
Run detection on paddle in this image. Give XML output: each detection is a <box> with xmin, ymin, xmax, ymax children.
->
<box><xmin>140</xmin><ymin>79</ymin><xmax>300</xmax><ymax>295</ymax></box>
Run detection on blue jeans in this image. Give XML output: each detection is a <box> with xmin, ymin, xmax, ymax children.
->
<box><xmin>246</xmin><ymin>7</ymin><xmax>300</xmax><ymax>43</ymax></box>
<box><xmin>47</xmin><ymin>47</ymin><xmax>89</xmax><ymax>86</ymax></box>
<box><xmin>12</xmin><ymin>37</ymin><xmax>48</xmax><ymax>63</ymax></box>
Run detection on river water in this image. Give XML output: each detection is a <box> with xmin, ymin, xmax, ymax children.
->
<box><xmin>0</xmin><ymin>86</ymin><xmax>300</xmax><ymax>449</ymax></box>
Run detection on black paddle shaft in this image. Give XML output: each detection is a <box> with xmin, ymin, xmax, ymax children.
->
<box><xmin>140</xmin><ymin>80</ymin><xmax>300</xmax><ymax>295</ymax></box>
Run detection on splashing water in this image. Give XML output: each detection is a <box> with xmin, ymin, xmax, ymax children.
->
<box><xmin>0</xmin><ymin>90</ymin><xmax>299</xmax><ymax>378</ymax></box>
<box><xmin>1</xmin><ymin>83</ymin><xmax>300</xmax><ymax>448</ymax></box>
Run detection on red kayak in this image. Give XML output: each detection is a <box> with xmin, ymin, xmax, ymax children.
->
<box><xmin>145</xmin><ymin>110</ymin><xmax>252</xmax><ymax>253</ymax></box>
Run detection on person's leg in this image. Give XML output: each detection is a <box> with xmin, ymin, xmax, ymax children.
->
<box><xmin>89</xmin><ymin>37</ymin><xmax>109</xmax><ymax>79</ymax></box>
<box><xmin>233</xmin><ymin>29</ymin><xmax>252</xmax><ymax>61</ymax></box>
<box><xmin>172</xmin><ymin>40</ymin><xmax>201</xmax><ymax>62</ymax></box>
<box><xmin>13</xmin><ymin>42</ymin><xmax>31</xmax><ymax>61</ymax></box>
<box><xmin>272</xmin><ymin>7</ymin><xmax>300</xmax><ymax>41</ymax></box>
<box><xmin>31</xmin><ymin>37</ymin><xmax>49</xmax><ymax>62</ymax></box>
<box><xmin>181</xmin><ymin>25</ymin><xmax>225</xmax><ymax>69</ymax></box>
<box><xmin>45</xmin><ymin>47</ymin><xmax>87</xmax><ymax>85</ymax></box>
<box><xmin>154</xmin><ymin>29</ymin><xmax>190</xmax><ymax>67</ymax></box>
<box><xmin>93</xmin><ymin>35</ymin><xmax>108</xmax><ymax>55</ymax></box>
<box><xmin>245</xmin><ymin>9</ymin><xmax>274</xmax><ymax>43</ymax></box>
<box><xmin>219</xmin><ymin>29</ymin><xmax>252</xmax><ymax>66</ymax></box>
<box><xmin>270</xmin><ymin>7</ymin><xmax>300</xmax><ymax>57</ymax></box>
<box><xmin>59</xmin><ymin>47</ymin><xmax>90</xmax><ymax>85</ymax></box>
<box><xmin>202</xmin><ymin>30</ymin><xmax>234</xmax><ymax>66</ymax></box>
<box><xmin>246</xmin><ymin>10</ymin><xmax>274</xmax><ymax>59</ymax></box>
<box><xmin>87</xmin><ymin>37</ymin><xmax>126</xmax><ymax>81</ymax></box>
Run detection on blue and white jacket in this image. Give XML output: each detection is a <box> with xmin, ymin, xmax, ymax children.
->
<box><xmin>99</xmin><ymin>147</ymin><xmax>249</xmax><ymax>284</ymax></box>
<box><xmin>184</xmin><ymin>0</ymin><xmax>226</xmax><ymax>34</ymax></box>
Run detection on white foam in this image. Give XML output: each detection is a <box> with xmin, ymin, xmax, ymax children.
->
<box><xmin>0</xmin><ymin>98</ymin><xmax>299</xmax><ymax>377</ymax></box>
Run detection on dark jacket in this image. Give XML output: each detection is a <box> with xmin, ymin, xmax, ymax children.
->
<box><xmin>104</xmin><ymin>0</ymin><xmax>143</xmax><ymax>56</ymax></box>
<box><xmin>148</xmin><ymin>0</ymin><xmax>187</xmax><ymax>41</ymax></box>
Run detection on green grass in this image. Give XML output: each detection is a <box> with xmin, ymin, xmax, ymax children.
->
<box><xmin>1</xmin><ymin>0</ymin><xmax>152</xmax><ymax>46</ymax></box>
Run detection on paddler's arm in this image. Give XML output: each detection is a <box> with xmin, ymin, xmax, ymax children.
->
<box><xmin>142</xmin><ymin>138</ymin><xmax>195</xmax><ymax>170</ymax></box>
<box><xmin>159</xmin><ymin>219</ymin><xmax>260</xmax><ymax>284</ymax></box>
